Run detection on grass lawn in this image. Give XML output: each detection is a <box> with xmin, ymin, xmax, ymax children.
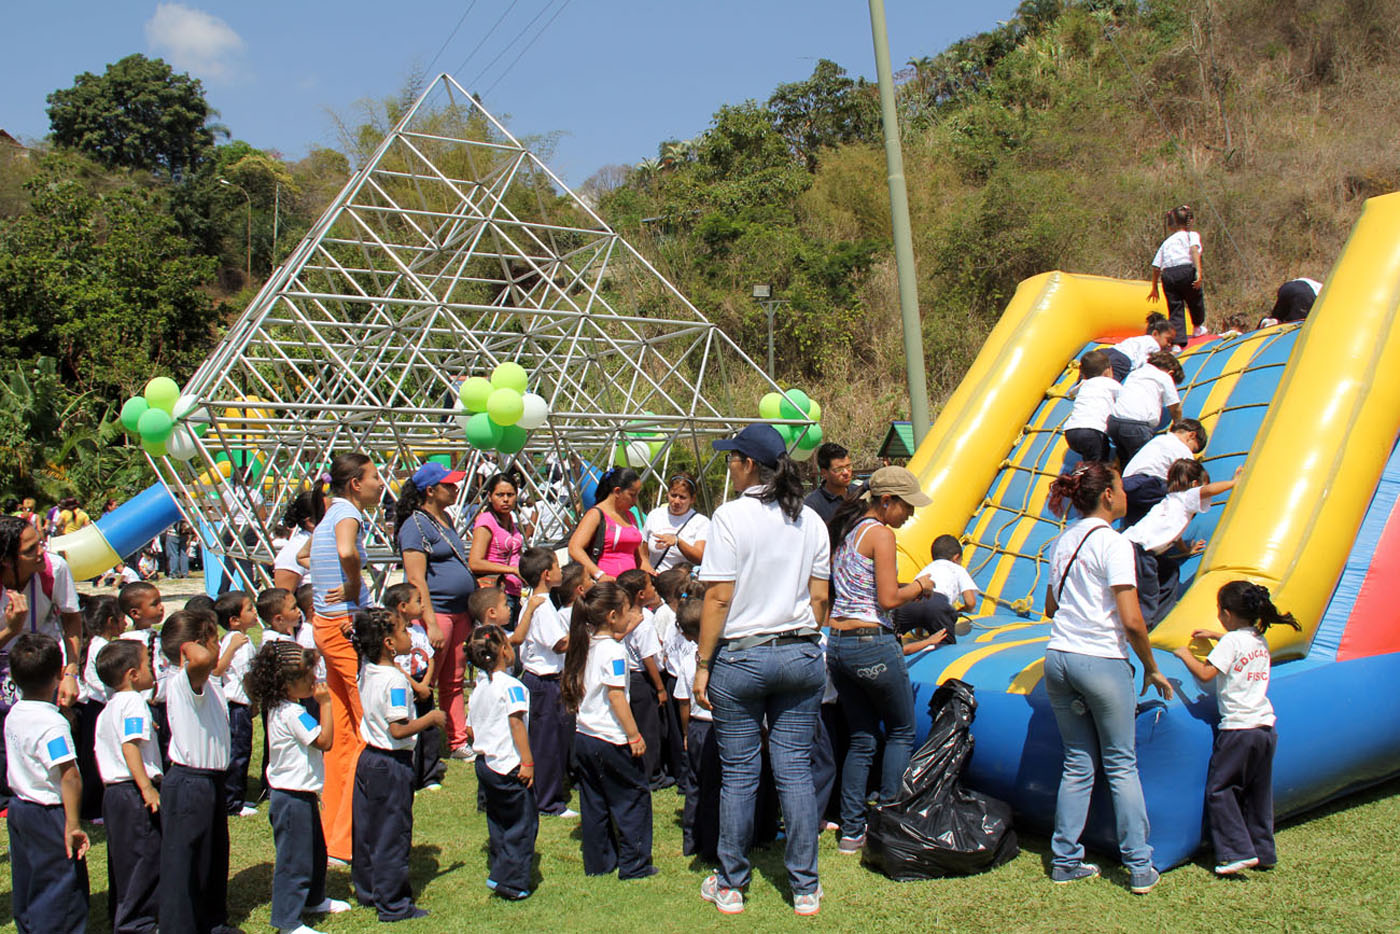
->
<box><xmin>4</xmin><ymin>758</ymin><xmax>1400</xmax><ymax>934</ymax></box>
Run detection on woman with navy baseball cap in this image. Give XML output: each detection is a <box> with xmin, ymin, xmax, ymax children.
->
<box><xmin>691</xmin><ymin>424</ymin><xmax>832</xmax><ymax>917</ymax></box>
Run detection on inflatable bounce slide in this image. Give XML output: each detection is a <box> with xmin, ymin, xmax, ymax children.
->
<box><xmin>895</xmin><ymin>191</ymin><xmax>1400</xmax><ymax>868</ymax></box>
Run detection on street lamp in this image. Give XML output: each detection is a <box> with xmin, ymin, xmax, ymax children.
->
<box><xmin>218</xmin><ymin>177</ymin><xmax>252</xmax><ymax>285</ymax></box>
<box><xmin>751</xmin><ymin>284</ymin><xmax>789</xmax><ymax>378</ymax></box>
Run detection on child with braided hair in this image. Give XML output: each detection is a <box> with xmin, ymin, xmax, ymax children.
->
<box><xmin>1175</xmin><ymin>581</ymin><xmax>1300</xmax><ymax>876</ymax></box>
<box><xmin>466</xmin><ymin>624</ymin><xmax>538</xmax><ymax>900</ymax></box>
<box><xmin>244</xmin><ymin>641</ymin><xmax>349</xmax><ymax>934</ymax></box>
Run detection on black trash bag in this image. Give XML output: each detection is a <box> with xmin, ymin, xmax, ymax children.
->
<box><xmin>862</xmin><ymin>678</ymin><xmax>1018</xmax><ymax>880</ymax></box>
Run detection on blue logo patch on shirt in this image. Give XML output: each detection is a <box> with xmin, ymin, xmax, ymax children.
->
<box><xmin>611</xmin><ymin>659</ymin><xmax>626</xmax><ymax>677</ymax></box>
<box><xmin>46</xmin><ymin>736</ymin><xmax>70</xmax><ymax>761</ymax></box>
<box><xmin>123</xmin><ymin>716</ymin><xmax>145</xmax><ymax>738</ymax></box>
<box><xmin>390</xmin><ymin>688</ymin><xmax>408</xmax><ymax>708</ymax></box>
<box><xmin>298</xmin><ymin>711</ymin><xmax>319</xmax><ymax>732</ymax></box>
<box><xmin>507</xmin><ymin>686</ymin><xmax>527</xmax><ymax>705</ymax></box>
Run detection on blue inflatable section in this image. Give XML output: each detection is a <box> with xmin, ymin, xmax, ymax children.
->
<box><xmin>95</xmin><ymin>482</ymin><xmax>182</xmax><ymax>561</ymax></box>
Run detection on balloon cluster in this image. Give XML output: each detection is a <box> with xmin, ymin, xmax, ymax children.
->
<box><xmin>614</xmin><ymin>413</ymin><xmax>665</xmax><ymax>469</ymax></box>
<box><xmin>759</xmin><ymin>389</ymin><xmax>824</xmax><ymax>462</ymax></box>
<box><xmin>119</xmin><ymin>377</ymin><xmax>209</xmax><ymax>461</ymax></box>
<box><xmin>455</xmin><ymin>362</ymin><xmax>550</xmax><ymax>455</ymax></box>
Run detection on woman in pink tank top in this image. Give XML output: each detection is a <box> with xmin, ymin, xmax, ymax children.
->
<box><xmin>568</xmin><ymin>467</ymin><xmax>653</xmax><ymax>582</ymax></box>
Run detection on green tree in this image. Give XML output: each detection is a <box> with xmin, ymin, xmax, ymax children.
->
<box><xmin>767</xmin><ymin>60</ymin><xmax>876</xmax><ymax>170</ymax></box>
<box><xmin>46</xmin><ymin>54</ymin><xmax>219</xmax><ymax>178</ymax></box>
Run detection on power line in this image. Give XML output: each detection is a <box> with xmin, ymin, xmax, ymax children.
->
<box><xmin>424</xmin><ymin>0</ymin><xmax>480</xmax><ymax>76</ymax></box>
<box><xmin>470</xmin><ymin>0</ymin><xmax>559</xmax><ymax>89</ymax></box>
<box><xmin>481</xmin><ymin>0</ymin><xmax>573</xmax><ymax>97</ymax></box>
<box><xmin>453</xmin><ymin>0</ymin><xmax>520</xmax><ymax>79</ymax></box>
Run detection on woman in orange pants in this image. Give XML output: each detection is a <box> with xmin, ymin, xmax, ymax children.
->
<box><xmin>306</xmin><ymin>453</ymin><xmax>385</xmax><ymax>860</ymax></box>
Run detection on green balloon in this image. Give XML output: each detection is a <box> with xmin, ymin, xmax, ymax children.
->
<box><xmin>648</xmin><ymin>440</ymin><xmax>663</xmax><ymax>459</ymax></box>
<box><xmin>806</xmin><ymin>399</ymin><xmax>822</xmax><ymax>423</ymax></box>
<box><xmin>491</xmin><ymin>361</ymin><xmax>529</xmax><ymax>394</ymax></box>
<box><xmin>775</xmin><ymin>423</ymin><xmax>798</xmax><ymax>447</ymax></box>
<box><xmin>758</xmin><ymin>392</ymin><xmax>783</xmax><ymax>421</ymax></box>
<box><xmin>496</xmin><ymin>425</ymin><xmax>528</xmax><ymax>454</ymax></box>
<box><xmin>144</xmin><ymin>376</ymin><xmax>180</xmax><ymax>414</ymax></box>
<box><xmin>797</xmin><ymin>422</ymin><xmax>824</xmax><ymax>450</ymax></box>
<box><xmin>136</xmin><ymin>408</ymin><xmax>175</xmax><ymax>443</ymax></box>
<box><xmin>778</xmin><ymin>388</ymin><xmax>811</xmax><ymax>421</ymax></box>
<box><xmin>465</xmin><ymin>413</ymin><xmax>503</xmax><ymax>449</ymax></box>
<box><xmin>141</xmin><ymin>438</ymin><xmax>167</xmax><ymax>458</ymax></box>
<box><xmin>120</xmin><ymin>397</ymin><xmax>149</xmax><ymax>434</ymax></box>
<box><xmin>486</xmin><ymin>388</ymin><xmax>524</xmax><ymax>427</ymax></box>
<box><xmin>458</xmin><ymin>376</ymin><xmax>493</xmax><ymax>413</ymax></box>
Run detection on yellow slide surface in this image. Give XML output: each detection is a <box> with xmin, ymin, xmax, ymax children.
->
<box><xmin>896</xmin><ymin>191</ymin><xmax>1400</xmax><ymax>658</ymax></box>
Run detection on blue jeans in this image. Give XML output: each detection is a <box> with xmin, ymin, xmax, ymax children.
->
<box><xmin>827</xmin><ymin>630</ymin><xmax>916</xmax><ymax>838</ymax></box>
<box><xmin>708</xmin><ymin>638</ymin><xmax>825</xmax><ymax>895</ymax></box>
<box><xmin>1043</xmin><ymin>649</ymin><xmax>1154</xmax><ymax>876</ymax></box>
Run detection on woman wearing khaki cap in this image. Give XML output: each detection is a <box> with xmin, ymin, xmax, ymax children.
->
<box><xmin>825</xmin><ymin>466</ymin><xmax>935</xmax><ymax>855</ymax></box>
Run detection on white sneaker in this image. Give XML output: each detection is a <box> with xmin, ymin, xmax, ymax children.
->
<box><xmin>281</xmin><ymin>925</ymin><xmax>324</xmax><ymax>934</ymax></box>
<box><xmin>700</xmin><ymin>873</ymin><xmax>744</xmax><ymax>914</ymax></box>
<box><xmin>794</xmin><ymin>884</ymin><xmax>824</xmax><ymax>916</ymax></box>
<box><xmin>307</xmin><ymin>897</ymin><xmax>352</xmax><ymax>914</ymax></box>
<box><xmin>1193</xmin><ymin>325</ymin><xmax>1207</xmax><ymax>337</ymax></box>
<box><xmin>449</xmin><ymin>745</ymin><xmax>477</xmax><ymax>761</ymax></box>
<box><xmin>237</xmin><ymin>804</ymin><xmax>259</xmax><ymax>817</ymax></box>
<box><xmin>326</xmin><ymin>856</ymin><xmax>350</xmax><ymax>867</ymax></box>
<box><xmin>556</xmin><ymin>808</ymin><xmax>580</xmax><ymax>818</ymax></box>
<box><xmin>425</xmin><ymin>782</ymin><xmax>443</xmax><ymax>792</ymax></box>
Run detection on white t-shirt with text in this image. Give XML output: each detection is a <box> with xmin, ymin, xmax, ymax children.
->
<box><xmin>1207</xmin><ymin>628</ymin><xmax>1276</xmax><ymax>730</ymax></box>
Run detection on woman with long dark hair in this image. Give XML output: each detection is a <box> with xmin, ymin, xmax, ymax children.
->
<box><xmin>568</xmin><ymin>467</ymin><xmax>653</xmax><ymax>583</ymax></box>
<box><xmin>272</xmin><ymin>488</ymin><xmax>324</xmax><ymax>591</ymax></box>
<box><xmin>469</xmin><ymin>474</ymin><xmax>525</xmax><ymax>621</ymax></box>
<box><xmin>690</xmin><ymin>425</ymin><xmax>831</xmax><ymax>916</ymax></box>
<box><xmin>395</xmin><ymin>463</ymin><xmax>475</xmax><ymax>758</ymax></box>
<box><xmin>1042</xmin><ymin>460</ymin><xmax>1173</xmax><ymax>893</ymax></box>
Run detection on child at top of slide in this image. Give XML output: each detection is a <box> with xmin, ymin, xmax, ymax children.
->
<box><xmin>1064</xmin><ymin>349</ymin><xmax>1121</xmax><ymax>463</ymax></box>
<box><xmin>1148</xmin><ymin>204</ymin><xmax>1206</xmax><ymax>349</ymax></box>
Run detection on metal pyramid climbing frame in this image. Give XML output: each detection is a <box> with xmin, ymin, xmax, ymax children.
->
<box><xmin>156</xmin><ymin>73</ymin><xmax>806</xmax><ymax>590</ymax></box>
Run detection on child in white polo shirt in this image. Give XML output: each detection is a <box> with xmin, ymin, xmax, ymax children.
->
<box><xmin>214</xmin><ymin>590</ymin><xmax>259</xmax><ymax>817</ymax></box>
<box><xmin>4</xmin><ymin>632</ymin><xmax>90</xmax><ymax>934</ymax></box>
<box><xmin>245</xmin><ymin>640</ymin><xmax>350</xmax><ymax>934</ymax></box>
<box><xmin>94</xmin><ymin>638</ymin><xmax>162</xmax><ymax>934</ymax></box>
<box><xmin>467</xmin><ymin>624</ymin><xmax>538</xmax><ymax>900</ymax></box>
<box><xmin>159</xmin><ymin>606</ymin><xmax>234</xmax><ymax>934</ymax></box>
<box><xmin>351</xmin><ymin>607</ymin><xmax>443</xmax><ymax>922</ymax></box>
<box><xmin>511</xmin><ymin>547</ymin><xmax>573</xmax><ymax>817</ymax></box>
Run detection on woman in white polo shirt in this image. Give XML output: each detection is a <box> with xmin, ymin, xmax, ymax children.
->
<box><xmin>1041</xmin><ymin>460</ymin><xmax>1173</xmax><ymax>894</ymax></box>
<box><xmin>691</xmin><ymin>424</ymin><xmax>830</xmax><ymax>917</ymax></box>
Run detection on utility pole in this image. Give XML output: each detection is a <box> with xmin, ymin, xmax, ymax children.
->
<box><xmin>219</xmin><ymin>177</ymin><xmax>252</xmax><ymax>285</ymax></box>
<box><xmin>751</xmin><ymin>284</ymin><xmax>790</xmax><ymax>378</ymax></box>
<box><xmin>868</xmin><ymin>0</ymin><xmax>931</xmax><ymax>444</ymax></box>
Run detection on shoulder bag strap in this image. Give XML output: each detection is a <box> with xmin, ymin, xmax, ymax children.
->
<box><xmin>654</xmin><ymin>511</ymin><xmax>696</xmax><ymax>567</ymax></box>
<box><xmin>1056</xmin><ymin>523</ymin><xmax>1108</xmax><ymax>605</ymax></box>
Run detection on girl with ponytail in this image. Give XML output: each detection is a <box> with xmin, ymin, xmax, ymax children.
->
<box><xmin>1174</xmin><ymin>580</ymin><xmax>1299</xmax><ymax>876</ymax></box>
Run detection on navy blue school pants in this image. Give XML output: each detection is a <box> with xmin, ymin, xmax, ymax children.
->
<box><xmin>352</xmin><ymin>746</ymin><xmax>418</xmax><ymax>920</ymax></box>
<box><xmin>627</xmin><ymin>670</ymin><xmax>663</xmax><ymax>785</ymax></box>
<box><xmin>522</xmin><ymin>671</ymin><xmax>574</xmax><ymax>814</ymax></box>
<box><xmin>1206</xmin><ymin>726</ymin><xmax>1278</xmax><ymax>866</ymax></box>
<box><xmin>150</xmin><ymin>701</ymin><xmax>172</xmax><ymax>771</ymax></box>
<box><xmin>1065</xmin><ymin>427</ymin><xmax>1113</xmax><ymax>463</ymax></box>
<box><xmin>572</xmin><ymin>732</ymin><xmax>653</xmax><ymax>878</ymax></box>
<box><xmin>660</xmin><ymin>671</ymin><xmax>688</xmax><ymax>789</ymax></box>
<box><xmin>475</xmin><ymin>758</ymin><xmax>539</xmax><ymax>895</ymax></box>
<box><xmin>76</xmin><ymin>699</ymin><xmax>105</xmax><ymax>820</ymax></box>
<box><xmin>225</xmin><ymin>700</ymin><xmax>253</xmax><ymax>813</ymax></box>
<box><xmin>269</xmin><ymin>788</ymin><xmax>328</xmax><ymax>929</ymax></box>
<box><xmin>1131</xmin><ymin>544</ymin><xmax>1182</xmax><ymax>628</ymax></box>
<box><xmin>1104</xmin><ymin>348</ymin><xmax>1133</xmax><ymax>384</ymax></box>
<box><xmin>1161</xmin><ymin>263</ymin><xmax>1205</xmax><ymax>345</ymax></box>
<box><xmin>684</xmin><ymin>719</ymin><xmax>721</xmax><ymax>860</ymax></box>
<box><xmin>104</xmin><ymin>780</ymin><xmax>161</xmax><ymax>934</ymax></box>
<box><xmin>1122</xmin><ymin>474</ymin><xmax>1167</xmax><ymax>528</ymax></box>
<box><xmin>8</xmin><ymin>798</ymin><xmax>89</xmax><ymax>934</ymax></box>
<box><xmin>160</xmin><ymin>764</ymin><xmax>232</xmax><ymax>934</ymax></box>
<box><xmin>413</xmin><ymin>695</ymin><xmax>446</xmax><ymax>790</ymax></box>
<box><xmin>1107</xmin><ymin>416</ymin><xmax>1157</xmax><ymax>468</ymax></box>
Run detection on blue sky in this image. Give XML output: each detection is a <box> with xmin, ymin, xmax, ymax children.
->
<box><xmin>5</xmin><ymin>1</ymin><xmax>1020</xmax><ymax>186</ymax></box>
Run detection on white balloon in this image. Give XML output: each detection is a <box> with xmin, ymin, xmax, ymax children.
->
<box><xmin>453</xmin><ymin>399</ymin><xmax>472</xmax><ymax>433</ymax></box>
<box><xmin>517</xmin><ymin>392</ymin><xmax>550</xmax><ymax>430</ymax></box>
<box><xmin>790</xmin><ymin>443</ymin><xmax>816</xmax><ymax>462</ymax></box>
<box><xmin>166</xmin><ymin>426</ymin><xmax>200</xmax><ymax>461</ymax></box>
<box><xmin>174</xmin><ymin>393</ymin><xmax>208</xmax><ymax>425</ymax></box>
<box><xmin>625</xmin><ymin>440</ymin><xmax>651</xmax><ymax>468</ymax></box>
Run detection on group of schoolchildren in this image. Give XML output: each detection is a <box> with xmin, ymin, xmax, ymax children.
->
<box><xmin>1063</xmin><ymin>312</ymin><xmax>1244</xmax><ymax>626</ymax></box>
<box><xmin>1062</xmin><ymin>296</ymin><xmax>1293</xmax><ymax>877</ymax></box>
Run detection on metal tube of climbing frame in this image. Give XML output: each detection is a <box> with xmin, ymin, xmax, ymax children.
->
<box><xmin>868</xmin><ymin>0</ymin><xmax>930</xmax><ymax>445</ymax></box>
